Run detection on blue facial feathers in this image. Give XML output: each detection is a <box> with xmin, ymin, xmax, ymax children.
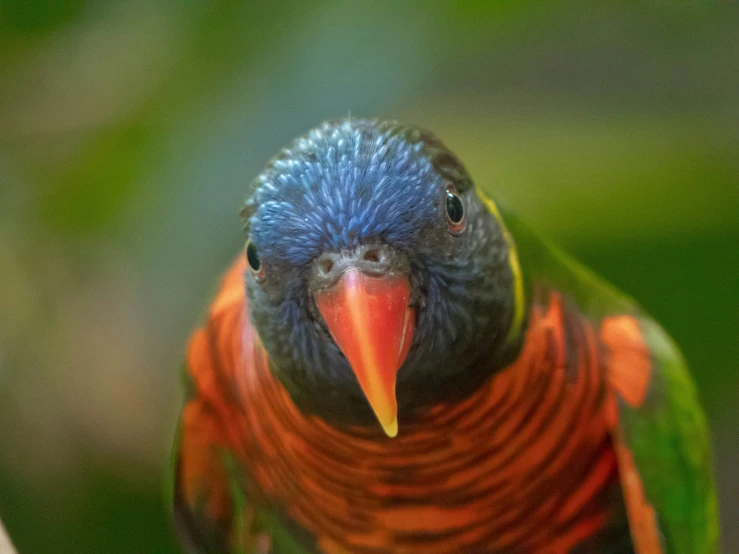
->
<box><xmin>245</xmin><ymin>120</ymin><xmax>447</xmax><ymax>267</ymax></box>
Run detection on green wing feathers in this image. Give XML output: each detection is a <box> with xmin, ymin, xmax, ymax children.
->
<box><xmin>497</xmin><ymin>200</ymin><xmax>719</xmax><ymax>553</ymax></box>
<box><xmin>615</xmin><ymin>318</ymin><xmax>719</xmax><ymax>553</ymax></box>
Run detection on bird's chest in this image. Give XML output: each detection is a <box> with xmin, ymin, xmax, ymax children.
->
<box><xmin>230</xmin><ymin>304</ymin><xmax>621</xmax><ymax>553</ymax></box>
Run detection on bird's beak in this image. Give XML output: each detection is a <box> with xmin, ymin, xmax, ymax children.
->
<box><xmin>314</xmin><ymin>269</ymin><xmax>414</xmax><ymax>437</ymax></box>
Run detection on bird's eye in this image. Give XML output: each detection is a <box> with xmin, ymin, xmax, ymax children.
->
<box><xmin>445</xmin><ymin>187</ymin><xmax>466</xmax><ymax>234</ymax></box>
<box><xmin>246</xmin><ymin>240</ymin><xmax>266</xmax><ymax>280</ymax></box>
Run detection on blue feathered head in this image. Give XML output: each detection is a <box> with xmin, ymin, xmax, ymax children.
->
<box><xmin>242</xmin><ymin>119</ymin><xmax>517</xmax><ymax>433</ymax></box>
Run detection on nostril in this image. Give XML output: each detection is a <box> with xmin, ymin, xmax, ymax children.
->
<box><xmin>363</xmin><ymin>248</ymin><xmax>381</xmax><ymax>263</ymax></box>
<box><xmin>319</xmin><ymin>258</ymin><xmax>334</xmax><ymax>275</ymax></box>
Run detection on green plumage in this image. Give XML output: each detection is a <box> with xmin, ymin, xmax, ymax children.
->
<box><xmin>499</xmin><ymin>203</ymin><xmax>720</xmax><ymax>553</ymax></box>
<box><xmin>620</xmin><ymin>319</ymin><xmax>719</xmax><ymax>552</ymax></box>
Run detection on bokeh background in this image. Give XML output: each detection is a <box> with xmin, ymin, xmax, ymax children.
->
<box><xmin>0</xmin><ymin>2</ymin><xmax>737</xmax><ymax>552</ymax></box>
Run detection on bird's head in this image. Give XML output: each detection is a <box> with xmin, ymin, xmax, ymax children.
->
<box><xmin>242</xmin><ymin>119</ymin><xmax>522</xmax><ymax>437</ymax></box>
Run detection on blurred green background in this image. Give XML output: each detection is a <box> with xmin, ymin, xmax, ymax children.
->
<box><xmin>0</xmin><ymin>2</ymin><xmax>737</xmax><ymax>552</ymax></box>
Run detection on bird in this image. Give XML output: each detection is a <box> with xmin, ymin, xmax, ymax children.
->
<box><xmin>171</xmin><ymin>119</ymin><xmax>719</xmax><ymax>553</ymax></box>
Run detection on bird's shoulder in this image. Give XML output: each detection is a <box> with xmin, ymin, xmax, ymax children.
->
<box><xmin>174</xmin><ymin>256</ymin><xmax>305</xmax><ymax>553</ymax></box>
<box><xmin>501</xmin><ymin>207</ymin><xmax>718</xmax><ymax>552</ymax></box>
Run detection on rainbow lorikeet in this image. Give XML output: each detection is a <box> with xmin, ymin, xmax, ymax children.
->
<box><xmin>171</xmin><ymin>120</ymin><xmax>719</xmax><ymax>553</ymax></box>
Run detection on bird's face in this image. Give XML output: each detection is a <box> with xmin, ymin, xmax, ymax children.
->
<box><xmin>242</xmin><ymin>120</ymin><xmax>517</xmax><ymax>435</ymax></box>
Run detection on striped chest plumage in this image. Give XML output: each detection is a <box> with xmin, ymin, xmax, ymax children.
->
<box><xmin>181</xmin><ymin>260</ymin><xmax>629</xmax><ymax>553</ymax></box>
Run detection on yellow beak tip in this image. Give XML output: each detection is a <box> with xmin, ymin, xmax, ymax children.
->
<box><xmin>381</xmin><ymin>417</ymin><xmax>398</xmax><ymax>438</ymax></box>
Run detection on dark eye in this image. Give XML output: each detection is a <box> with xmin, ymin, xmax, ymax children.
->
<box><xmin>246</xmin><ymin>240</ymin><xmax>265</xmax><ymax>279</ymax></box>
<box><xmin>445</xmin><ymin>188</ymin><xmax>466</xmax><ymax>233</ymax></box>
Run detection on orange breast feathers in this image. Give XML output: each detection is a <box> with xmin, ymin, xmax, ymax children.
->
<box><xmin>181</xmin><ymin>259</ymin><xmax>623</xmax><ymax>553</ymax></box>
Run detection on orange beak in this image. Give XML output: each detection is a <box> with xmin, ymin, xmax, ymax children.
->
<box><xmin>314</xmin><ymin>269</ymin><xmax>414</xmax><ymax>437</ymax></box>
